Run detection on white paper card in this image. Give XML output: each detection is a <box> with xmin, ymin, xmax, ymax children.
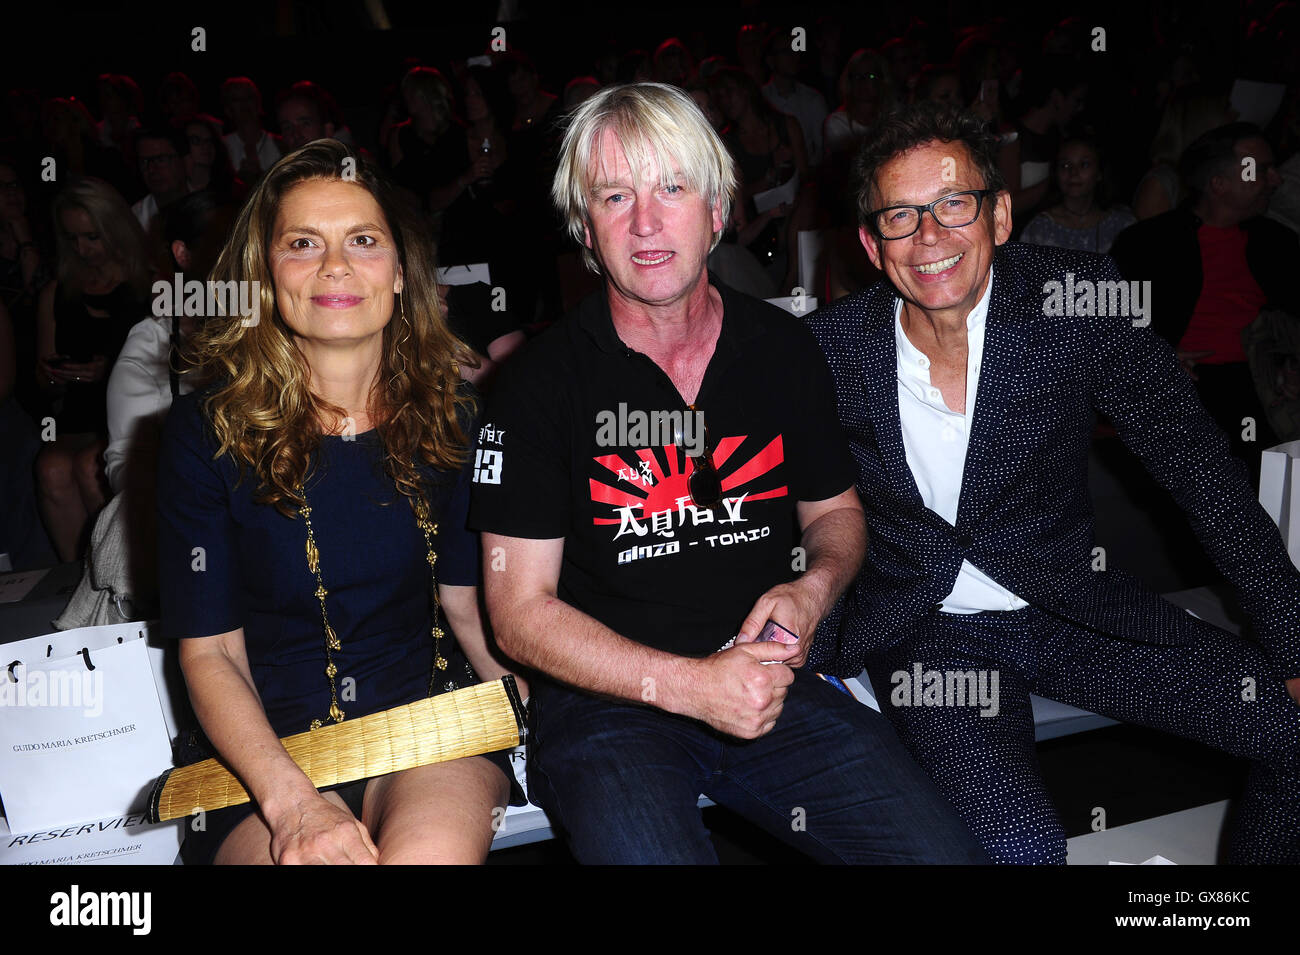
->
<box><xmin>0</xmin><ymin>568</ymin><xmax>49</xmax><ymax>604</ymax></box>
<box><xmin>753</xmin><ymin>171</ymin><xmax>799</xmax><ymax>214</ymax></box>
<box><xmin>436</xmin><ymin>263</ymin><xmax>491</xmax><ymax>286</ymax></box>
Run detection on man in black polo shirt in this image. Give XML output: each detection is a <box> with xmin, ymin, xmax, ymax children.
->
<box><xmin>469</xmin><ymin>82</ymin><xmax>984</xmax><ymax>864</ymax></box>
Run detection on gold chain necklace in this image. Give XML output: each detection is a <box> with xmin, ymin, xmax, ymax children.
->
<box><xmin>299</xmin><ymin>485</ymin><xmax>449</xmax><ymax>730</ymax></box>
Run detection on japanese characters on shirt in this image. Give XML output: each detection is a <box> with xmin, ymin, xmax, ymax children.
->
<box><xmin>591</xmin><ymin>431</ymin><xmax>787</xmax><ymax>565</ymax></box>
<box><xmin>472</xmin><ymin>416</ymin><xmax>789</xmax><ymax>567</ymax></box>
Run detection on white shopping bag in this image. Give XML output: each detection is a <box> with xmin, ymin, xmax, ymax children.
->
<box><xmin>3</xmin><ymin>620</ymin><xmax>184</xmax><ymax>741</ymax></box>
<box><xmin>1</xmin><ymin>810</ymin><xmax>183</xmax><ymax>866</ymax></box>
<box><xmin>0</xmin><ymin>626</ymin><xmax>173</xmax><ymax>833</ymax></box>
<box><xmin>1258</xmin><ymin>441</ymin><xmax>1300</xmax><ymax>569</ymax></box>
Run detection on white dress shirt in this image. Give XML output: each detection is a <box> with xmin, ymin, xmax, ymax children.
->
<box><xmin>131</xmin><ymin>193</ymin><xmax>158</xmax><ymax>232</ymax></box>
<box><xmin>894</xmin><ymin>267</ymin><xmax>1028</xmax><ymax>614</ymax></box>
<box><xmin>223</xmin><ymin>131</ymin><xmax>281</xmax><ymax>175</ymax></box>
<box><xmin>105</xmin><ymin>316</ymin><xmax>194</xmax><ymax>494</ymax></box>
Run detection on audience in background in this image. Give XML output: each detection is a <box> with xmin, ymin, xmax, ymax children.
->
<box><xmin>0</xmin><ymin>4</ymin><xmax>1296</xmax><ymax>593</ymax></box>
<box><xmin>42</xmin><ymin>97</ymin><xmax>130</xmax><ymax>195</ymax></box>
<box><xmin>94</xmin><ymin>73</ymin><xmax>141</xmax><ymax>157</ymax></box>
<box><xmin>652</xmin><ymin>37</ymin><xmax>696</xmax><ymax>89</ymax></box>
<box><xmin>34</xmin><ymin>177</ymin><xmax>151</xmax><ymax>561</ymax></box>
<box><xmin>130</xmin><ymin>126</ymin><xmax>190</xmax><ymax>237</ymax></box>
<box><xmin>711</xmin><ymin>66</ymin><xmax>811</xmax><ymax>292</ymax></box>
<box><xmin>0</xmin><ymin>297</ymin><xmax>55</xmax><ymax>570</ymax></box>
<box><xmin>105</xmin><ymin>189</ymin><xmax>230</xmax><ymax>495</ymax></box>
<box><xmin>1112</xmin><ymin>123</ymin><xmax>1296</xmax><ymax>477</ymax></box>
<box><xmin>763</xmin><ymin>26</ymin><xmax>829</xmax><ymax>166</ymax></box>
<box><xmin>179</xmin><ymin>113</ymin><xmax>239</xmax><ymax>201</ymax></box>
<box><xmin>1133</xmin><ymin>90</ymin><xmax>1233</xmax><ymax>219</ymax></box>
<box><xmin>1020</xmin><ymin>133</ymin><xmax>1135</xmax><ymax>253</ymax></box>
<box><xmin>159</xmin><ymin>72</ymin><xmax>200</xmax><ymax>124</ymax></box>
<box><xmin>823</xmin><ymin>47</ymin><xmax>894</xmax><ymax>162</ymax></box>
<box><xmin>388</xmin><ymin>66</ymin><xmax>460</xmax><ymax>216</ymax></box>
<box><xmin>100</xmin><ymin>190</ymin><xmax>231</xmax><ymax>611</ymax></box>
<box><xmin>1006</xmin><ymin>61</ymin><xmax>1089</xmax><ymax>222</ymax></box>
<box><xmin>219</xmin><ymin>77</ymin><xmax>282</xmax><ymax>183</ymax></box>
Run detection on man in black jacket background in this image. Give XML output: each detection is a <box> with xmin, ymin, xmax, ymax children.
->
<box><xmin>1111</xmin><ymin>122</ymin><xmax>1298</xmax><ymax>473</ymax></box>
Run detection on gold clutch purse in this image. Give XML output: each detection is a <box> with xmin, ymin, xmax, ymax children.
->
<box><xmin>147</xmin><ymin>676</ymin><xmax>526</xmax><ymax>823</ymax></box>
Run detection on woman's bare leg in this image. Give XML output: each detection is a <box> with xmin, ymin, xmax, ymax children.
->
<box><xmin>35</xmin><ymin>437</ymin><xmax>89</xmax><ymax>562</ymax></box>
<box><xmin>72</xmin><ymin>438</ymin><xmax>107</xmax><ymax>518</ymax></box>
<box><xmin>363</xmin><ymin>756</ymin><xmax>510</xmax><ymax>865</ymax></box>
<box><xmin>213</xmin><ymin>791</ymin><xmax>354</xmax><ymax>865</ymax></box>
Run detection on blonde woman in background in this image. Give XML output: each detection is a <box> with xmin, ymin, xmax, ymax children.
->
<box><xmin>35</xmin><ymin>176</ymin><xmax>152</xmax><ymax>560</ymax></box>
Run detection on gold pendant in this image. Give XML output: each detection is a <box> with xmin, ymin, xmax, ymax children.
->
<box><xmin>330</xmin><ymin>702</ymin><xmax>344</xmax><ymax>722</ymax></box>
<box><xmin>325</xmin><ymin>623</ymin><xmax>340</xmax><ymax>651</ymax></box>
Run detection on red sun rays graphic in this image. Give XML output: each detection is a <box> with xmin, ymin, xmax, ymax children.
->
<box><xmin>589</xmin><ymin>435</ymin><xmax>787</xmax><ymax>524</ymax></box>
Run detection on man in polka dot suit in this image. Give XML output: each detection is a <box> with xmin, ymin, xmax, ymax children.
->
<box><xmin>807</xmin><ymin>102</ymin><xmax>1300</xmax><ymax>864</ymax></box>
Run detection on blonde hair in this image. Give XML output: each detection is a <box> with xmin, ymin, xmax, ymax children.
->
<box><xmin>187</xmin><ymin>139</ymin><xmax>477</xmax><ymax>516</ymax></box>
<box><xmin>51</xmin><ymin>177</ymin><xmax>153</xmax><ymax>296</ymax></box>
<box><xmin>553</xmin><ymin>82</ymin><xmax>737</xmax><ymax>272</ymax></box>
<box><xmin>1149</xmin><ymin>91</ymin><xmax>1232</xmax><ymax>166</ymax></box>
<box><xmin>401</xmin><ymin>67</ymin><xmax>455</xmax><ymax>133</ymax></box>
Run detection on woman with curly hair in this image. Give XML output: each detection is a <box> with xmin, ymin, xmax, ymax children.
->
<box><xmin>156</xmin><ymin>139</ymin><xmax>523</xmax><ymax>865</ymax></box>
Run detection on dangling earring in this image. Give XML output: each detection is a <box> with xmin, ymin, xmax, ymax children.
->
<box><xmin>391</xmin><ymin>293</ymin><xmax>409</xmax><ymax>385</ymax></box>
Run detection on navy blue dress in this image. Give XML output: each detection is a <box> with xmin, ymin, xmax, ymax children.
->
<box><xmin>156</xmin><ymin>389</ymin><xmax>515</xmax><ymax>862</ymax></box>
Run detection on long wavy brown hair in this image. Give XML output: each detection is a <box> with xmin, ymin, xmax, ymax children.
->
<box><xmin>187</xmin><ymin>139</ymin><xmax>477</xmax><ymax>516</ymax></box>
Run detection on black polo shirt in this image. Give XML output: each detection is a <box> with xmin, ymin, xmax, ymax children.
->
<box><xmin>468</xmin><ymin>274</ymin><xmax>856</xmax><ymax>658</ymax></box>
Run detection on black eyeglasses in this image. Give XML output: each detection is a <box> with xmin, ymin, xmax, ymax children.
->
<box><xmin>683</xmin><ymin>404</ymin><xmax>722</xmax><ymax>512</ymax></box>
<box><xmin>139</xmin><ymin>154</ymin><xmax>179</xmax><ymax>169</ymax></box>
<box><xmin>868</xmin><ymin>189</ymin><xmax>995</xmax><ymax>240</ymax></box>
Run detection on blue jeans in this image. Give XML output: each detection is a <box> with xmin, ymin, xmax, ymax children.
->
<box><xmin>526</xmin><ymin>669</ymin><xmax>988</xmax><ymax>864</ymax></box>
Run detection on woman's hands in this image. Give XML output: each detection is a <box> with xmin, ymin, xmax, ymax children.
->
<box><xmin>39</xmin><ymin>354</ymin><xmax>108</xmax><ymax>386</ymax></box>
<box><xmin>179</xmin><ymin>630</ymin><xmax>379</xmax><ymax>865</ymax></box>
<box><xmin>265</xmin><ymin>790</ymin><xmax>380</xmax><ymax>865</ymax></box>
